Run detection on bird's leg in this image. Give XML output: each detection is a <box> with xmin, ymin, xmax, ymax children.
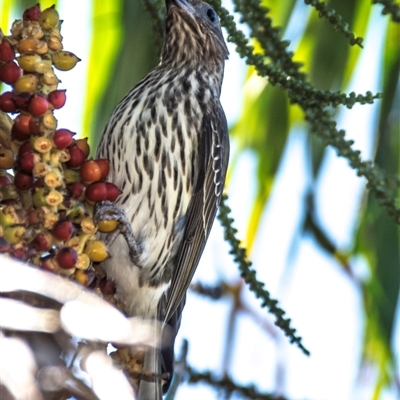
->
<box><xmin>93</xmin><ymin>200</ymin><xmax>140</xmax><ymax>264</ymax></box>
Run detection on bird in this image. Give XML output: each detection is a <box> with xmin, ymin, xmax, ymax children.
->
<box><xmin>95</xmin><ymin>0</ymin><xmax>229</xmax><ymax>397</ymax></box>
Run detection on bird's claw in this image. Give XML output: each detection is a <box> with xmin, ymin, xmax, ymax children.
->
<box><xmin>93</xmin><ymin>200</ymin><xmax>140</xmax><ymax>264</ymax></box>
<box><xmin>93</xmin><ymin>200</ymin><xmax>123</xmax><ymax>225</ymax></box>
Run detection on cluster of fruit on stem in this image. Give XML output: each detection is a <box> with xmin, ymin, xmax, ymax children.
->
<box><xmin>0</xmin><ymin>4</ymin><xmax>119</xmax><ymax>293</ymax></box>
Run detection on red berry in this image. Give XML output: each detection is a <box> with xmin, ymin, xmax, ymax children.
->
<box><xmin>23</xmin><ymin>4</ymin><xmax>41</xmax><ymax>21</ymax></box>
<box><xmin>28</xmin><ymin>117</ymin><xmax>40</xmax><ymax>135</ymax></box>
<box><xmin>96</xmin><ymin>159</ymin><xmax>110</xmax><ymax>179</ymax></box>
<box><xmin>0</xmin><ymin>237</ymin><xmax>11</xmax><ymax>253</ymax></box>
<box><xmin>48</xmin><ymin>89</ymin><xmax>66</xmax><ymax>109</ymax></box>
<box><xmin>17</xmin><ymin>150</ymin><xmax>40</xmax><ymax>172</ymax></box>
<box><xmin>75</xmin><ymin>138</ymin><xmax>90</xmax><ymax>158</ymax></box>
<box><xmin>32</xmin><ymin>232</ymin><xmax>53</xmax><ymax>251</ymax></box>
<box><xmin>18</xmin><ymin>141</ymin><xmax>33</xmax><ymax>156</ymax></box>
<box><xmin>53</xmin><ymin>129</ymin><xmax>75</xmax><ymax>149</ymax></box>
<box><xmin>0</xmin><ymin>92</ymin><xmax>17</xmax><ymax>113</ymax></box>
<box><xmin>11</xmin><ymin>247</ymin><xmax>31</xmax><ymax>261</ymax></box>
<box><xmin>68</xmin><ymin>182</ymin><xmax>85</xmax><ymax>199</ymax></box>
<box><xmin>0</xmin><ymin>61</ymin><xmax>21</xmax><ymax>84</ymax></box>
<box><xmin>33</xmin><ymin>179</ymin><xmax>44</xmax><ymax>189</ymax></box>
<box><xmin>66</xmin><ymin>144</ymin><xmax>85</xmax><ymax>168</ymax></box>
<box><xmin>99</xmin><ymin>278</ymin><xmax>116</xmax><ymax>295</ymax></box>
<box><xmin>17</xmin><ymin>151</ymin><xmax>33</xmax><ymax>172</ymax></box>
<box><xmin>13</xmin><ymin>114</ymin><xmax>31</xmax><ymax>136</ymax></box>
<box><xmin>80</xmin><ymin>160</ymin><xmax>102</xmax><ymax>182</ymax></box>
<box><xmin>52</xmin><ymin>219</ymin><xmax>75</xmax><ymax>241</ymax></box>
<box><xmin>85</xmin><ymin>182</ymin><xmax>107</xmax><ymax>202</ymax></box>
<box><xmin>27</xmin><ymin>209</ymin><xmax>39</xmax><ymax>226</ymax></box>
<box><xmin>56</xmin><ymin>247</ymin><xmax>77</xmax><ymax>269</ymax></box>
<box><xmin>14</xmin><ymin>171</ymin><xmax>34</xmax><ymax>190</ymax></box>
<box><xmin>0</xmin><ymin>40</ymin><xmax>15</xmax><ymax>62</ymax></box>
<box><xmin>12</xmin><ymin>92</ymin><xmax>32</xmax><ymax>111</ymax></box>
<box><xmin>28</xmin><ymin>94</ymin><xmax>49</xmax><ymax>117</ymax></box>
<box><xmin>105</xmin><ymin>182</ymin><xmax>122</xmax><ymax>202</ymax></box>
<box><xmin>0</xmin><ymin>174</ymin><xmax>12</xmax><ymax>188</ymax></box>
<box><xmin>11</xmin><ymin>124</ymin><xmax>30</xmax><ymax>141</ymax></box>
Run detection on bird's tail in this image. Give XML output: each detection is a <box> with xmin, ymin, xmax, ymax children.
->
<box><xmin>138</xmin><ymin>320</ymin><xmax>163</xmax><ymax>400</ymax></box>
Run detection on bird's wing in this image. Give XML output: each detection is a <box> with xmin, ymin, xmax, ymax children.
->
<box><xmin>163</xmin><ymin>104</ymin><xmax>229</xmax><ymax>323</ymax></box>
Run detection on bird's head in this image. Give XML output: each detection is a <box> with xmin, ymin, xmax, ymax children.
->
<box><xmin>161</xmin><ymin>0</ymin><xmax>229</xmax><ymax>67</ymax></box>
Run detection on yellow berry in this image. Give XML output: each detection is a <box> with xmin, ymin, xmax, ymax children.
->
<box><xmin>52</xmin><ymin>51</ymin><xmax>81</xmax><ymax>71</ymax></box>
<box><xmin>39</xmin><ymin>6</ymin><xmax>60</xmax><ymax>30</ymax></box>
<box><xmin>0</xmin><ymin>209</ymin><xmax>18</xmax><ymax>227</ymax></box>
<box><xmin>17</xmin><ymin>37</ymin><xmax>39</xmax><ymax>54</ymax></box>
<box><xmin>17</xmin><ymin>54</ymin><xmax>41</xmax><ymax>72</ymax></box>
<box><xmin>80</xmin><ymin>217</ymin><xmax>97</xmax><ymax>235</ymax></box>
<box><xmin>34</xmin><ymin>59</ymin><xmax>53</xmax><ymax>74</ymax></box>
<box><xmin>3</xmin><ymin>226</ymin><xmax>26</xmax><ymax>245</ymax></box>
<box><xmin>33</xmin><ymin>137</ymin><xmax>52</xmax><ymax>153</ymax></box>
<box><xmin>45</xmin><ymin>190</ymin><xmax>63</xmax><ymax>206</ymax></box>
<box><xmin>48</xmin><ymin>37</ymin><xmax>63</xmax><ymax>52</ymax></box>
<box><xmin>76</xmin><ymin>253</ymin><xmax>90</xmax><ymax>270</ymax></box>
<box><xmin>42</xmin><ymin>112</ymin><xmax>57</xmax><ymax>130</ymax></box>
<box><xmin>14</xmin><ymin>74</ymin><xmax>38</xmax><ymax>93</ymax></box>
<box><xmin>42</xmin><ymin>69</ymin><xmax>60</xmax><ymax>85</ymax></box>
<box><xmin>97</xmin><ymin>219</ymin><xmax>118</xmax><ymax>233</ymax></box>
<box><xmin>49</xmin><ymin>28</ymin><xmax>62</xmax><ymax>40</ymax></box>
<box><xmin>35</xmin><ymin>40</ymin><xmax>48</xmax><ymax>55</ymax></box>
<box><xmin>44</xmin><ymin>169</ymin><xmax>63</xmax><ymax>188</ymax></box>
<box><xmin>84</xmin><ymin>240</ymin><xmax>109</xmax><ymax>263</ymax></box>
<box><xmin>74</xmin><ymin>269</ymin><xmax>91</xmax><ymax>285</ymax></box>
<box><xmin>32</xmin><ymin>162</ymin><xmax>51</xmax><ymax>178</ymax></box>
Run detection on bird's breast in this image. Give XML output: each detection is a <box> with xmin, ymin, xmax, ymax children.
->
<box><xmin>102</xmin><ymin>77</ymin><xmax>204</xmax><ymax>286</ymax></box>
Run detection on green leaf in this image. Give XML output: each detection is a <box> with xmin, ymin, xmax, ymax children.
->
<box><xmin>83</xmin><ymin>0</ymin><xmax>123</xmax><ymax>152</ymax></box>
<box><xmin>90</xmin><ymin>0</ymin><xmax>160</xmax><ymax>151</ymax></box>
<box><xmin>261</xmin><ymin>0</ymin><xmax>297</xmax><ymax>28</ymax></box>
<box><xmin>231</xmin><ymin>78</ymin><xmax>289</xmax><ymax>250</ymax></box>
<box><xmin>1</xmin><ymin>0</ymin><xmax>12</xmax><ymax>34</ymax></box>
<box><xmin>298</xmin><ymin>0</ymin><xmax>372</xmax><ymax>175</ymax></box>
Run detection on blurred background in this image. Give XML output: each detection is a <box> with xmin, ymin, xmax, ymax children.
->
<box><xmin>1</xmin><ymin>0</ymin><xmax>399</xmax><ymax>399</ymax></box>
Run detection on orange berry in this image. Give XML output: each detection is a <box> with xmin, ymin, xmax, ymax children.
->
<box><xmin>96</xmin><ymin>158</ymin><xmax>110</xmax><ymax>179</ymax></box>
<box><xmin>75</xmin><ymin>138</ymin><xmax>90</xmax><ymax>158</ymax></box>
<box><xmin>0</xmin><ymin>148</ymin><xmax>15</xmax><ymax>169</ymax></box>
<box><xmin>80</xmin><ymin>160</ymin><xmax>101</xmax><ymax>182</ymax></box>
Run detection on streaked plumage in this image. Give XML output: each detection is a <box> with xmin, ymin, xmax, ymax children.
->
<box><xmin>96</xmin><ymin>0</ymin><xmax>229</xmax><ymax>397</ymax></box>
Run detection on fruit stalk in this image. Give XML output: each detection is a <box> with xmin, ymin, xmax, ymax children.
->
<box><xmin>0</xmin><ymin>4</ymin><xmax>120</xmax><ymax>289</ymax></box>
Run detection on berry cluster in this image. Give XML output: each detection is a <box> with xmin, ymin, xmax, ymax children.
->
<box><xmin>0</xmin><ymin>4</ymin><xmax>119</xmax><ymax>290</ymax></box>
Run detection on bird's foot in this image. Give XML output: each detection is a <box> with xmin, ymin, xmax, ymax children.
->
<box><xmin>93</xmin><ymin>200</ymin><xmax>140</xmax><ymax>264</ymax></box>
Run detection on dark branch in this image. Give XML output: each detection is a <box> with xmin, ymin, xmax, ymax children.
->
<box><xmin>218</xmin><ymin>195</ymin><xmax>310</xmax><ymax>356</ymax></box>
<box><xmin>186</xmin><ymin>365</ymin><xmax>300</xmax><ymax>400</ymax></box>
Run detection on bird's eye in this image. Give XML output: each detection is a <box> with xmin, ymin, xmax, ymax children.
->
<box><xmin>206</xmin><ymin>8</ymin><xmax>216</xmax><ymax>23</ymax></box>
